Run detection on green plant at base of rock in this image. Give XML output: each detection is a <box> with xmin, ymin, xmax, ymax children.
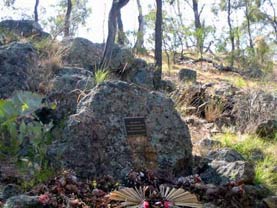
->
<box><xmin>94</xmin><ymin>69</ymin><xmax>110</xmax><ymax>84</ymax></box>
<box><xmin>20</xmin><ymin>166</ymin><xmax>55</xmax><ymax>191</ymax></box>
<box><xmin>0</xmin><ymin>91</ymin><xmax>54</xmax><ymax>188</ymax></box>
<box><xmin>214</xmin><ymin>132</ymin><xmax>277</xmax><ymax>194</ymax></box>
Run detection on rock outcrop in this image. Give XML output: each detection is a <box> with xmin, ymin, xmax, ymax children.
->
<box><xmin>0</xmin><ymin>20</ymin><xmax>49</xmax><ymax>40</ymax></box>
<box><xmin>50</xmin><ymin>81</ymin><xmax>192</xmax><ymax>179</ymax></box>
<box><xmin>200</xmin><ymin>148</ymin><xmax>255</xmax><ymax>184</ymax></box>
<box><xmin>44</xmin><ymin>67</ymin><xmax>95</xmax><ymax>120</ymax></box>
<box><xmin>0</xmin><ymin>42</ymin><xmax>39</xmax><ymax>98</ymax></box>
<box><xmin>62</xmin><ymin>37</ymin><xmax>134</xmax><ymax>72</ymax></box>
<box><xmin>178</xmin><ymin>68</ymin><xmax>197</xmax><ymax>82</ymax></box>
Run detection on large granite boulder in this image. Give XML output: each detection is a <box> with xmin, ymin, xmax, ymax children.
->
<box><xmin>0</xmin><ymin>20</ymin><xmax>49</xmax><ymax>40</ymax></box>
<box><xmin>61</xmin><ymin>37</ymin><xmax>103</xmax><ymax>69</ymax></box>
<box><xmin>0</xmin><ymin>42</ymin><xmax>39</xmax><ymax>98</ymax></box>
<box><xmin>50</xmin><ymin>81</ymin><xmax>192</xmax><ymax>179</ymax></box>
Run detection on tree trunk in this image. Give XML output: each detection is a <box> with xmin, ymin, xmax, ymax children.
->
<box><xmin>154</xmin><ymin>0</ymin><xmax>162</xmax><ymax>89</ymax></box>
<box><xmin>245</xmin><ymin>2</ymin><xmax>254</xmax><ymax>50</ymax></box>
<box><xmin>117</xmin><ymin>10</ymin><xmax>125</xmax><ymax>45</ymax></box>
<box><xmin>192</xmin><ymin>0</ymin><xmax>201</xmax><ymax>29</ymax></box>
<box><xmin>227</xmin><ymin>0</ymin><xmax>235</xmax><ymax>66</ymax></box>
<box><xmin>64</xmin><ymin>0</ymin><xmax>72</xmax><ymax>37</ymax></box>
<box><xmin>268</xmin><ymin>0</ymin><xmax>277</xmax><ymax>41</ymax></box>
<box><xmin>34</xmin><ymin>0</ymin><xmax>39</xmax><ymax>22</ymax></box>
<box><xmin>101</xmin><ymin>0</ymin><xmax>130</xmax><ymax>67</ymax></box>
<box><xmin>192</xmin><ymin>0</ymin><xmax>203</xmax><ymax>55</ymax></box>
<box><xmin>134</xmin><ymin>0</ymin><xmax>145</xmax><ymax>53</ymax></box>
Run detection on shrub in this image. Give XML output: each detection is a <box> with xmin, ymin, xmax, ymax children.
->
<box><xmin>0</xmin><ymin>91</ymin><xmax>54</xmax><ymax>186</ymax></box>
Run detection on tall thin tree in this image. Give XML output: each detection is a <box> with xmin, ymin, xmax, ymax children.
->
<box><xmin>153</xmin><ymin>0</ymin><xmax>163</xmax><ymax>89</ymax></box>
<box><xmin>117</xmin><ymin>10</ymin><xmax>126</xmax><ymax>45</ymax></box>
<box><xmin>227</xmin><ymin>0</ymin><xmax>235</xmax><ymax>66</ymax></box>
<box><xmin>34</xmin><ymin>0</ymin><xmax>39</xmax><ymax>22</ymax></box>
<box><xmin>134</xmin><ymin>0</ymin><xmax>145</xmax><ymax>53</ymax></box>
<box><xmin>64</xmin><ymin>0</ymin><xmax>72</xmax><ymax>37</ymax></box>
<box><xmin>101</xmin><ymin>0</ymin><xmax>130</xmax><ymax>67</ymax></box>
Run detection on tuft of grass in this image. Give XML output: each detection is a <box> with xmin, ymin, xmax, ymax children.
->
<box><xmin>214</xmin><ymin>132</ymin><xmax>277</xmax><ymax>194</ymax></box>
<box><xmin>94</xmin><ymin>69</ymin><xmax>110</xmax><ymax>84</ymax></box>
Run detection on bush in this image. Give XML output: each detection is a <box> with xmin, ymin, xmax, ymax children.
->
<box><xmin>0</xmin><ymin>91</ymin><xmax>54</xmax><ymax>186</ymax></box>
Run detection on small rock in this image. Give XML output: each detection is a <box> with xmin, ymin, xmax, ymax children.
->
<box><xmin>262</xmin><ymin>196</ymin><xmax>277</xmax><ymax>208</ymax></box>
<box><xmin>122</xmin><ymin>58</ymin><xmax>154</xmax><ymax>89</ymax></box>
<box><xmin>198</xmin><ymin>138</ymin><xmax>221</xmax><ymax>149</ymax></box>
<box><xmin>178</xmin><ymin>68</ymin><xmax>197</xmax><ymax>82</ymax></box>
<box><xmin>203</xmin><ymin>202</ymin><xmax>219</xmax><ymax>208</ymax></box>
<box><xmin>256</xmin><ymin>120</ymin><xmax>277</xmax><ymax>140</ymax></box>
<box><xmin>160</xmin><ymin>79</ymin><xmax>176</xmax><ymax>92</ymax></box>
<box><xmin>4</xmin><ymin>195</ymin><xmax>43</xmax><ymax>208</ymax></box>
<box><xmin>209</xmin><ymin>160</ymin><xmax>255</xmax><ymax>184</ymax></box>
<box><xmin>207</xmin><ymin>148</ymin><xmax>245</xmax><ymax>162</ymax></box>
<box><xmin>2</xmin><ymin>184</ymin><xmax>22</xmax><ymax>200</ymax></box>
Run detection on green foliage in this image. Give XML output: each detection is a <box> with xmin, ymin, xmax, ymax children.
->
<box><xmin>215</xmin><ymin>132</ymin><xmax>277</xmax><ymax>193</ymax></box>
<box><xmin>94</xmin><ymin>69</ymin><xmax>110</xmax><ymax>84</ymax></box>
<box><xmin>42</xmin><ymin>0</ymin><xmax>92</xmax><ymax>38</ymax></box>
<box><xmin>0</xmin><ymin>91</ymin><xmax>54</xmax><ymax>186</ymax></box>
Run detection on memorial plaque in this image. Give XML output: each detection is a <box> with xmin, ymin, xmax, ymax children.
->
<box><xmin>124</xmin><ymin>117</ymin><xmax>147</xmax><ymax>136</ymax></box>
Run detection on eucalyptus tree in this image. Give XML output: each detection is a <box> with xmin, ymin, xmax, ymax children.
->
<box><xmin>45</xmin><ymin>0</ymin><xmax>91</xmax><ymax>38</ymax></box>
<box><xmin>64</xmin><ymin>0</ymin><xmax>72</xmax><ymax>37</ymax></box>
<box><xmin>133</xmin><ymin>0</ymin><xmax>145</xmax><ymax>53</ymax></box>
<box><xmin>117</xmin><ymin>10</ymin><xmax>126</xmax><ymax>45</ymax></box>
<box><xmin>153</xmin><ymin>0</ymin><xmax>163</xmax><ymax>89</ymax></box>
<box><xmin>34</xmin><ymin>0</ymin><xmax>39</xmax><ymax>22</ymax></box>
<box><xmin>3</xmin><ymin>0</ymin><xmax>40</xmax><ymax>22</ymax></box>
<box><xmin>101</xmin><ymin>0</ymin><xmax>130</xmax><ymax>67</ymax></box>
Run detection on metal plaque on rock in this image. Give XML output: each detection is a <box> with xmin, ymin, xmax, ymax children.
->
<box><xmin>124</xmin><ymin>117</ymin><xmax>147</xmax><ymax>136</ymax></box>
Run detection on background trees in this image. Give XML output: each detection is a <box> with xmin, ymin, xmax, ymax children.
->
<box><xmin>0</xmin><ymin>0</ymin><xmax>276</xmax><ymax>75</ymax></box>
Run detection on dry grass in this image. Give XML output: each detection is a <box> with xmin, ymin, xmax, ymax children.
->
<box><xmin>34</xmin><ymin>39</ymin><xmax>67</xmax><ymax>81</ymax></box>
<box><xmin>204</xmin><ymin>99</ymin><xmax>224</xmax><ymax>122</ymax></box>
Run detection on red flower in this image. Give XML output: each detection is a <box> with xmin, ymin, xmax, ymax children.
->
<box><xmin>38</xmin><ymin>194</ymin><xmax>50</xmax><ymax>205</ymax></box>
<box><xmin>143</xmin><ymin>201</ymin><xmax>150</xmax><ymax>208</ymax></box>
<box><xmin>164</xmin><ymin>201</ymin><xmax>173</xmax><ymax>208</ymax></box>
